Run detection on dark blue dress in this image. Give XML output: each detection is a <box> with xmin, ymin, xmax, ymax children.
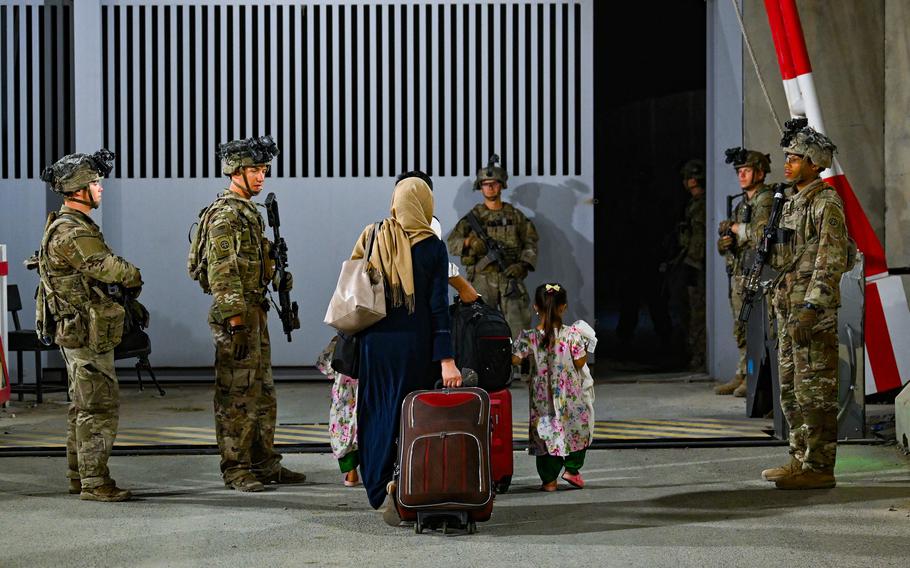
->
<box><xmin>356</xmin><ymin>236</ymin><xmax>453</xmax><ymax>509</ymax></box>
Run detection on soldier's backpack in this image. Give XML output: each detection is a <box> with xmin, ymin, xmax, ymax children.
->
<box><xmin>186</xmin><ymin>200</ymin><xmax>224</xmax><ymax>293</ymax></box>
<box><xmin>450</xmin><ymin>298</ymin><xmax>513</xmax><ymax>392</ymax></box>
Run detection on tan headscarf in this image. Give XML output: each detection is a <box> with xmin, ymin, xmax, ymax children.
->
<box><xmin>351</xmin><ymin>177</ymin><xmax>435</xmax><ymax>313</ymax></box>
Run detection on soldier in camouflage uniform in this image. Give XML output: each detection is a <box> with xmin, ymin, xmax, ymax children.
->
<box><xmin>676</xmin><ymin>160</ymin><xmax>707</xmax><ymax>371</ymax></box>
<box><xmin>447</xmin><ymin>155</ymin><xmax>538</xmax><ymax>338</ymax></box>
<box><xmin>35</xmin><ymin>150</ymin><xmax>141</xmax><ymax>502</ymax></box>
<box><xmin>190</xmin><ymin>136</ymin><xmax>306</xmax><ymax>492</ymax></box>
<box><xmin>714</xmin><ymin>149</ymin><xmax>774</xmax><ymax>396</ymax></box>
<box><xmin>760</xmin><ymin>121</ymin><xmax>847</xmax><ymax>490</ymax></box>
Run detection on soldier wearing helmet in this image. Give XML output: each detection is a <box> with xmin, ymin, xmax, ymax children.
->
<box><xmin>714</xmin><ymin>147</ymin><xmax>775</xmax><ymax>397</ymax></box>
<box><xmin>188</xmin><ymin>136</ymin><xmax>306</xmax><ymax>492</ymax></box>
<box><xmin>447</xmin><ymin>154</ymin><xmax>539</xmax><ymax>338</ymax></box>
<box><xmin>675</xmin><ymin>159</ymin><xmax>707</xmax><ymax>371</ymax></box>
<box><xmin>761</xmin><ymin>119</ymin><xmax>849</xmax><ymax>490</ymax></box>
<box><xmin>34</xmin><ymin>150</ymin><xmax>143</xmax><ymax>502</ymax></box>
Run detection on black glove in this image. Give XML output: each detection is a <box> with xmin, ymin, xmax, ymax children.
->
<box><xmin>504</xmin><ymin>262</ymin><xmax>529</xmax><ymax>280</ymax></box>
<box><xmin>230</xmin><ymin>325</ymin><xmax>250</xmax><ymax>360</ymax></box>
<box><xmin>130</xmin><ymin>300</ymin><xmax>150</xmax><ymax>329</ymax></box>
<box><xmin>717</xmin><ymin>235</ymin><xmax>734</xmax><ymax>253</ymax></box>
<box><xmin>277</xmin><ymin>272</ymin><xmax>294</xmax><ymax>293</ymax></box>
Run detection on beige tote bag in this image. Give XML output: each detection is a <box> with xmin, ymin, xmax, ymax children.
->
<box><xmin>324</xmin><ymin>222</ymin><xmax>386</xmax><ymax>334</ymax></box>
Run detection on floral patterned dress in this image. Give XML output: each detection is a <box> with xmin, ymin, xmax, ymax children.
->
<box><xmin>316</xmin><ymin>337</ymin><xmax>359</xmax><ymax>460</ymax></box>
<box><xmin>513</xmin><ymin>325</ymin><xmax>593</xmax><ymax>457</ymax></box>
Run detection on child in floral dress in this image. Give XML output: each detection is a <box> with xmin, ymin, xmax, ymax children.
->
<box><xmin>316</xmin><ymin>336</ymin><xmax>360</xmax><ymax>487</ymax></box>
<box><xmin>512</xmin><ymin>283</ymin><xmax>593</xmax><ymax>491</ymax></box>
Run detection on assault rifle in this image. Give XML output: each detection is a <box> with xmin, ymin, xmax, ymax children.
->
<box><xmin>721</xmin><ymin>192</ymin><xmax>746</xmax><ymax>299</ymax></box>
<box><xmin>465</xmin><ymin>212</ymin><xmax>521</xmax><ymax>298</ymax></box>
<box><xmin>738</xmin><ymin>184</ymin><xmax>788</xmax><ymax>323</ymax></box>
<box><xmin>264</xmin><ymin>192</ymin><xmax>301</xmax><ymax>342</ymax></box>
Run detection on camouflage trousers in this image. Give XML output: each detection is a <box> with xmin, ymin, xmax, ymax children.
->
<box><xmin>61</xmin><ymin>346</ymin><xmax>119</xmax><ymax>490</ymax></box>
<box><xmin>686</xmin><ymin>273</ymin><xmax>706</xmax><ymax>370</ymax></box>
<box><xmin>469</xmin><ymin>270</ymin><xmax>531</xmax><ymax>338</ymax></box>
<box><xmin>209</xmin><ymin>304</ymin><xmax>282</xmax><ymax>483</ymax></box>
<box><xmin>775</xmin><ymin>305</ymin><xmax>839</xmax><ymax>473</ymax></box>
<box><xmin>728</xmin><ymin>275</ymin><xmax>747</xmax><ymax>380</ymax></box>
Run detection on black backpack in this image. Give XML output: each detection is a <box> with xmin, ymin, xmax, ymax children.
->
<box><xmin>450</xmin><ymin>298</ymin><xmax>513</xmax><ymax>392</ymax></box>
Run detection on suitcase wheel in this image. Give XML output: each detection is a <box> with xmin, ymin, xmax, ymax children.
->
<box><xmin>415</xmin><ymin>521</ymin><xmax>424</xmax><ymax>534</ymax></box>
<box><xmin>497</xmin><ymin>475</ymin><xmax>512</xmax><ymax>494</ymax></box>
<box><xmin>467</xmin><ymin>521</ymin><xmax>477</xmax><ymax>534</ymax></box>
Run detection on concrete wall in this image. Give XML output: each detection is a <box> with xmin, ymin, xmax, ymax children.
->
<box><xmin>706</xmin><ymin>0</ymin><xmax>743</xmax><ymax>379</ymax></box>
<box><xmin>884</xmin><ymin>0</ymin><xmax>910</xmax><ymax>298</ymax></box>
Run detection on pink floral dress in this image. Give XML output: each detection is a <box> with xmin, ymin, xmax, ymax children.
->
<box><xmin>513</xmin><ymin>325</ymin><xmax>593</xmax><ymax>457</ymax></box>
<box><xmin>316</xmin><ymin>337</ymin><xmax>359</xmax><ymax>460</ymax></box>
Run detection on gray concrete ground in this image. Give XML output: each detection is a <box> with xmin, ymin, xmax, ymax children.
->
<box><xmin>1</xmin><ymin>377</ymin><xmax>908</xmax><ymax>567</ymax></box>
<box><xmin>1</xmin><ymin>447</ymin><xmax>908</xmax><ymax>568</ymax></box>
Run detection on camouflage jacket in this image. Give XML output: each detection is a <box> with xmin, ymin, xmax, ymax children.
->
<box><xmin>446</xmin><ymin>202</ymin><xmax>538</xmax><ymax>273</ymax></box>
<box><xmin>679</xmin><ymin>194</ymin><xmax>706</xmax><ymax>271</ymax></box>
<box><xmin>721</xmin><ymin>184</ymin><xmax>774</xmax><ymax>275</ymax></box>
<box><xmin>203</xmin><ymin>191</ymin><xmax>274</xmax><ymax>323</ymax></box>
<box><xmin>771</xmin><ymin>179</ymin><xmax>848</xmax><ymax>309</ymax></box>
<box><xmin>39</xmin><ymin>206</ymin><xmax>142</xmax><ymax>343</ymax></box>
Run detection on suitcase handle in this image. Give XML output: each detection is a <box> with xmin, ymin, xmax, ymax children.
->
<box><xmin>435</xmin><ymin>368</ymin><xmax>478</xmax><ymax>390</ymax></box>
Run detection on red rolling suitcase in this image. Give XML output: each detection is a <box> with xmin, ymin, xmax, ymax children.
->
<box><xmin>395</xmin><ymin>386</ymin><xmax>494</xmax><ymax>534</ymax></box>
<box><xmin>489</xmin><ymin>388</ymin><xmax>514</xmax><ymax>493</ymax></box>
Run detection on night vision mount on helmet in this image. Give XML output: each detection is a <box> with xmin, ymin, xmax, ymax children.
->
<box><xmin>217</xmin><ymin>135</ymin><xmax>280</xmax><ymax>175</ymax></box>
<box><xmin>724</xmin><ymin>146</ymin><xmax>771</xmax><ymax>174</ymax></box>
<box><xmin>473</xmin><ymin>154</ymin><xmax>509</xmax><ymax>191</ymax></box>
<box><xmin>40</xmin><ymin>149</ymin><xmax>116</xmax><ymax>196</ymax></box>
<box><xmin>780</xmin><ymin>117</ymin><xmax>836</xmax><ymax>169</ymax></box>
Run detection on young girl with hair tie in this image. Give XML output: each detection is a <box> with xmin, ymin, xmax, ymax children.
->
<box><xmin>512</xmin><ymin>282</ymin><xmax>594</xmax><ymax>491</ymax></box>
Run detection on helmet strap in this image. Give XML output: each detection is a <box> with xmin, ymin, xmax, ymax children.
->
<box><xmin>66</xmin><ymin>188</ymin><xmax>98</xmax><ymax>209</ymax></box>
<box><xmin>231</xmin><ymin>168</ymin><xmax>254</xmax><ymax>198</ymax></box>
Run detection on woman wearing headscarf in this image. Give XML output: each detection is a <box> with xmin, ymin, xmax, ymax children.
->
<box><xmin>352</xmin><ymin>172</ymin><xmax>462</xmax><ymax>521</ymax></box>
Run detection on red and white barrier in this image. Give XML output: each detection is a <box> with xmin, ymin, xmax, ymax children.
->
<box><xmin>764</xmin><ymin>0</ymin><xmax>910</xmax><ymax>395</ymax></box>
<box><xmin>1</xmin><ymin>244</ymin><xmax>10</xmax><ymax>405</ymax></box>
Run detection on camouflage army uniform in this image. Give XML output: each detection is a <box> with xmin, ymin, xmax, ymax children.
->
<box><xmin>678</xmin><ymin>193</ymin><xmax>706</xmax><ymax>370</ymax></box>
<box><xmin>721</xmin><ymin>184</ymin><xmax>774</xmax><ymax>386</ymax></box>
<box><xmin>447</xmin><ymin>202</ymin><xmax>539</xmax><ymax>337</ymax></box>
<box><xmin>770</xmin><ymin>177</ymin><xmax>848</xmax><ymax>475</ymax></box>
<box><xmin>35</xmin><ymin>151</ymin><xmax>142</xmax><ymax>494</ymax></box>
<box><xmin>202</xmin><ymin>190</ymin><xmax>282</xmax><ymax>484</ymax></box>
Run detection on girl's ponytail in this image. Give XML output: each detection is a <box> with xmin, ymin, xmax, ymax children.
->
<box><xmin>534</xmin><ymin>282</ymin><xmax>568</xmax><ymax>349</ymax></box>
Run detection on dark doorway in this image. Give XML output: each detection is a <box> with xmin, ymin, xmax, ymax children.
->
<box><xmin>593</xmin><ymin>1</ymin><xmax>707</xmax><ymax>373</ymax></box>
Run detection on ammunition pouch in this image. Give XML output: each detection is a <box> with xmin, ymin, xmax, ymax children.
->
<box><xmin>262</xmin><ymin>239</ymin><xmax>277</xmax><ymax>283</ymax></box>
<box><xmin>55</xmin><ymin>311</ymin><xmax>88</xmax><ymax>349</ymax></box>
<box><xmin>86</xmin><ymin>289</ymin><xmax>125</xmax><ymax>353</ymax></box>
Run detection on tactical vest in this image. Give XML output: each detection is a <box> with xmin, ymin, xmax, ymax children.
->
<box><xmin>188</xmin><ymin>193</ymin><xmax>274</xmax><ymax>296</ymax></box>
<box><xmin>470</xmin><ymin>203</ymin><xmax>525</xmax><ymax>270</ymax></box>
<box><xmin>36</xmin><ymin>211</ymin><xmax>125</xmax><ymax>351</ymax></box>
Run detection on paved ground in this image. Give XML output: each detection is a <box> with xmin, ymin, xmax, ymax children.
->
<box><xmin>1</xmin><ymin>447</ymin><xmax>908</xmax><ymax>568</ymax></box>
<box><xmin>1</xmin><ymin>376</ymin><xmax>908</xmax><ymax>567</ymax></box>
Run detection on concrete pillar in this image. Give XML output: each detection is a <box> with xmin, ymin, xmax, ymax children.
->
<box><xmin>707</xmin><ymin>0</ymin><xmax>743</xmax><ymax>380</ymax></box>
<box><xmin>72</xmin><ymin>0</ymin><xmax>104</xmax><ymax>227</ymax></box>
<box><xmin>884</xmin><ymin>0</ymin><xmax>910</xmax><ymax>302</ymax></box>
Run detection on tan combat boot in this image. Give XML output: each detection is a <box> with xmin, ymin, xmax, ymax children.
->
<box><xmin>714</xmin><ymin>376</ymin><xmax>744</xmax><ymax>395</ymax></box>
<box><xmin>225</xmin><ymin>473</ymin><xmax>265</xmax><ymax>492</ymax></box>
<box><xmin>761</xmin><ymin>456</ymin><xmax>802</xmax><ymax>482</ymax></box>
<box><xmin>258</xmin><ymin>466</ymin><xmax>307</xmax><ymax>485</ymax></box>
<box><xmin>775</xmin><ymin>469</ymin><xmax>836</xmax><ymax>490</ymax></box>
<box><xmin>732</xmin><ymin>380</ymin><xmax>748</xmax><ymax>398</ymax></box>
<box><xmin>80</xmin><ymin>483</ymin><xmax>132</xmax><ymax>502</ymax></box>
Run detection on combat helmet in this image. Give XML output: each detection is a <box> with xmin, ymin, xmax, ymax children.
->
<box><xmin>680</xmin><ymin>159</ymin><xmax>706</xmax><ymax>186</ymax></box>
<box><xmin>473</xmin><ymin>154</ymin><xmax>509</xmax><ymax>191</ymax></box>
<box><xmin>217</xmin><ymin>135</ymin><xmax>280</xmax><ymax>176</ymax></box>
<box><xmin>724</xmin><ymin>147</ymin><xmax>771</xmax><ymax>174</ymax></box>
<box><xmin>780</xmin><ymin>117</ymin><xmax>836</xmax><ymax>169</ymax></box>
<box><xmin>40</xmin><ymin>149</ymin><xmax>115</xmax><ymax>208</ymax></box>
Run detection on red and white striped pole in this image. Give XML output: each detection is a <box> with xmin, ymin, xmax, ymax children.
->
<box><xmin>0</xmin><ymin>244</ymin><xmax>11</xmax><ymax>405</ymax></box>
<box><xmin>764</xmin><ymin>0</ymin><xmax>910</xmax><ymax>395</ymax></box>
